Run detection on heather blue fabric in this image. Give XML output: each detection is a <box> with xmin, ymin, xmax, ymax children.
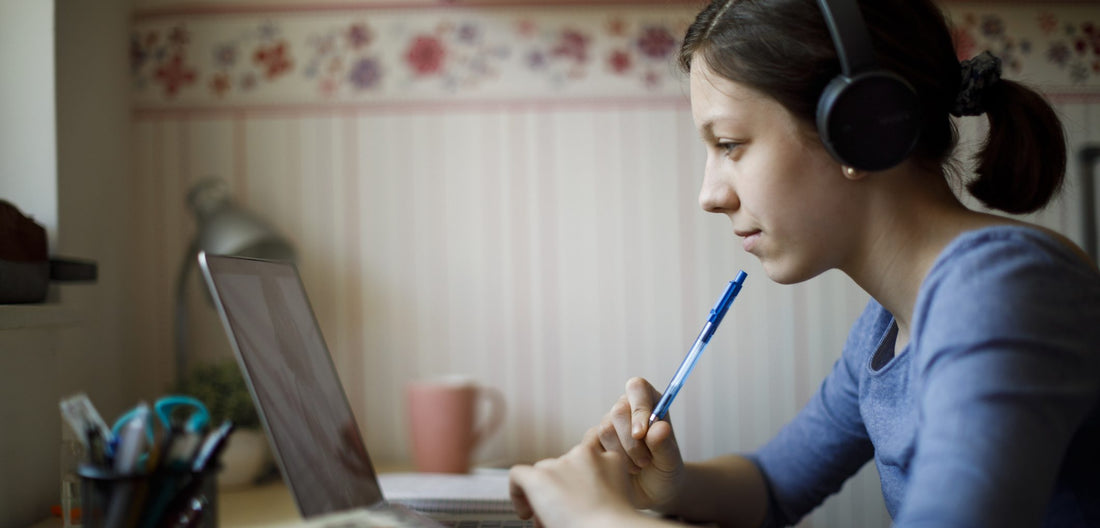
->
<box><xmin>749</xmin><ymin>225</ymin><xmax>1100</xmax><ymax>527</ymax></box>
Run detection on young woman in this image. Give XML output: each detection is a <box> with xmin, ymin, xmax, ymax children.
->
<box><xmin>507</xmin><ymin>0</ymin><xmax>1100</xmax><ymax>526</ymax></box>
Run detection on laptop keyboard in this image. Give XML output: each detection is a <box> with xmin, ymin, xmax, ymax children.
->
<box><xmin>436</xmin><ymin>522</ymin><xmax>534</xmax><ymax>528</ymax></box>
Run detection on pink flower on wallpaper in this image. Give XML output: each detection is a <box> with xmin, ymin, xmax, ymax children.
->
<box><xmin>319</xmin><ymin>77</ymin><xmax>338</xmax><ymax>97</ymax></box>
<box><xmin>254</xmin><ymin>41</ymin><xmax>294</xmax><ymax>79</ymax></box>
<box><xmin>636</xmin><ymin>26</ymin><xmax>675</xmax><ymax>60</ymax></box>
<box><xmin>1038</xmin><ymin>13</ymin><xmax>1058</xmax><ymax>35</ymax></box>
<box><xmin>609</xmin><ymin>49</ymin><xmax>632</xmax><ymax>74</ymax></box>
<box><xmin>348</xmin><ymin>23</ymin><xmax>373</xmax><ymax>49</ymax></box>
<box><xmin>154</xmin><ymin>53</ymin><xmax>197</xmax><ymax>97</ymax></box>
<box><xmin>406</xmin><ymin>35</ymin><xmax>446</xmax><ymax>75</ymax></box>
<box><xmin>1079</xmin><ymin>23</ymin><xmax>1100</xmax><ymax>56</ymax></box>
<box><xmin>516</xmin><ymin>19</ymin><xmax>537</xmax><ymax>37</ymax></box>
<box><xmin>952</xmin><ymin>26</ymin><xmax>977</xmax><ymax>61</ymax></box>
<box><xmin>553</xmin><ymin>29</ymin><xmax>589</xmax><ymax>63</ymax></box>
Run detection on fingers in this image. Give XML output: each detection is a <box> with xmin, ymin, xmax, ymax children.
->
<box><xmin>625</xmin><ymin>377</ymin><xmax>661</xmax><ymax>438</ymax></box>
<box><xmin>509</xmin><ymin>447</ymin><xmax>636</xmax><ymax>528</ymax></box>
<box><xmin>509</xmin><ymin>465</ymin><xmax>536</xmax><ymax>520</ymax></box>
<box><xmin>642</xmin><ymin>419</ymin><xmax>681</xmax><ymax>470</ymax></box>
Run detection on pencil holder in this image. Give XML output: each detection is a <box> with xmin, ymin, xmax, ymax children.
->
<box><xmin>78</xmin><ymin>465</ymin><xmax>219</xmax><ymax>528</ymax></box>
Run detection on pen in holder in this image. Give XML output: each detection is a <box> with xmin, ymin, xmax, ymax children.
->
<box><xmin>78</xmin><ymin>464</ymin><xmax>219</xmax><ymax>528</ymax></box>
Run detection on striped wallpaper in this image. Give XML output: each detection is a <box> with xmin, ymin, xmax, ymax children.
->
<box><xmin>129</xmin><ymin>2</ymin><xmax>1100</xmax><ymax>526</ymax></box>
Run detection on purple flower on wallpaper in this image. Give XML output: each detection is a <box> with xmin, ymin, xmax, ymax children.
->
<box><xmin>131</xmin><ymin>35</ymin><xmax>148</xmax><ymax>72</ymax></box>
<box><xmin>259</xmin><ymin>22</ymin><xmax>280</xmax><ymax>41</ymax></box>
<box><xmin>240</xmin><ymin>72</ymin><xmax>257</xmax><ymax>91</ymax></box>
<box><xmin>214</xmin><ymin>44</ymin><xmax>237</xmax><ymax>67</ymax></box>
<box><xmin>1048</xmin><ymin>42</ymin><xmax>1071</xmax><ymax>65</ymax></box>
<box><xmin>304</xmin><ymin>60</ymin><xmax>322</xmax><ymax>79</ymax></box>
<box><xmin>526</xmin><ymin>50</ymin><xmax>547</xmax><ymax>69</ymax></box>
<box><xmin>349</xmin><ymin>57</ymin><xmax>382</xmax><ymax>89</ymax></box>
<box><xmin>980</xmin><ymin>15</ymin><xmax>1005</xmax><ymax>37</ymax></box>
<box><xmin>1070</xmin><ymin>62</ymin><xmax>1088</xmax><ymax>82</ymax></box>
<box><xmin>457</xmin><ymin>23</ymin><xmax>481</xmax><ymax>44</ymax></box>
<box><xmin>636</xmin><ymin>26</ymin><xmax>676</xmax><ymax>60</ymax></box>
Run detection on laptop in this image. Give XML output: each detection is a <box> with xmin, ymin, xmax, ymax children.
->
<box><xmin>197</xmin><ymin>252</ymin><xmax>530</xmax><ymax>528</ymax></box>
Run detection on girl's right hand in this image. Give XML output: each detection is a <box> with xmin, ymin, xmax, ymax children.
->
<box><xmin>583</xmin><ymin>377</ymin><xmax>685</xmax><ymax>512</ymax></box>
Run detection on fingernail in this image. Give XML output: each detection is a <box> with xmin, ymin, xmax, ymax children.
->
<box><xmin>632</xmin><ymin>423</ymin><xmax>642</xmax><ymax>436</ymax></box>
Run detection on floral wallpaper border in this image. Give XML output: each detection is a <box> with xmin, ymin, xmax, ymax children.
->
<box><xmin>130</xmin><ymin>4</ymin><xmax>1100</xmax><ymax>109</ymax></box>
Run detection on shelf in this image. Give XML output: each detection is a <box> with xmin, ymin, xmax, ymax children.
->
<box><xmin>0</xmin><ymin>303</ymin><xmax>81</xmax><ymax>331</ymax></box>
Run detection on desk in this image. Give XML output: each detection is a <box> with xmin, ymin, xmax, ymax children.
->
<box><xmin>24</xmin><ymin>461</ymin><xmax>448</xmax><ymax>528</ymax></box>
<box><xmin>218</xmin><ymin>480</ymin><xmax>300</xmax><ymax>527</ymax></box>
<box><xmin>23</xmin><ymin>480</ymin><xmax>303</xmax><ymax>528</ymax></box>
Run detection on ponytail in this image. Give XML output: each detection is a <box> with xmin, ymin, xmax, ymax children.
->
<box><xmin>967</xmin><ymin>79</ymin><xmax>1067</xmax><ymax>214</ymax></box>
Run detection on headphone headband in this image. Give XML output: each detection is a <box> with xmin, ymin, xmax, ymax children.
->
<box><xmin>816</xmin><ymin>0</ymin><xmax>876</xmax><ymax>76</ymax></box>
<box><xmin>814</xmin><ymin>0</ymin><xmax>921</xmax><ymax>171</ymax></box>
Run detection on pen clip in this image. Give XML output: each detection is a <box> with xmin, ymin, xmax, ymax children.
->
<box><xmin>707</xmin><ymin>270</ymin><xmax>747</xmax><ymax>326</ymax></box>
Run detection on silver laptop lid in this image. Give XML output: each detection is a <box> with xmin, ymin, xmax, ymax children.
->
<box><xmin>198</xmin><ymin>252</ymin><xmax>384</xmax><ymax>517</ymax></box>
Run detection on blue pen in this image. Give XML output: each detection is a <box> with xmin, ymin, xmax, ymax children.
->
<box><xmin>649</xmin><ymin>271</ymin><xmax>747</xmax><ymax>425</ymax></box>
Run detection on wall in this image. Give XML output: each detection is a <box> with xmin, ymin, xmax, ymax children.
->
<box><xmin>0</xmin><ymin>0</ymin><xmax>57</xmax><ymax>251</ymax></box>
<box><xmin>127</xmin><ymin>1</ymin><xmax>1100</xmax><ymax>527</ymax></box>
<box><xmin>0</xmin><ymin>1</ymin><xmax>136</xmax><ymax>527</ymax></box>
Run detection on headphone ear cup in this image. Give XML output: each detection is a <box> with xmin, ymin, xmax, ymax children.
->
<box><xmin>816</xmin><ymin>71</ymin><xmax>921</xmax><ymax>171</ymax></box>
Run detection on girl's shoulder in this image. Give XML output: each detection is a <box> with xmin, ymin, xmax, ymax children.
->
<box><xmin>913</xmin><ymin>222</ymin><xmax>1100</xmax><ymax>359</ymax></box>
<box><xmin>932</xmin><ymin>223</ymin><xmax>1096</xmax><ymax>280</ymax></box>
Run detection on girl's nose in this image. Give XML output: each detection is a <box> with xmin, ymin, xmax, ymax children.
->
<box><xmin>698</xmin><ymin>167</ymin><xmax>738</xmax><ymax>214</ymax></box>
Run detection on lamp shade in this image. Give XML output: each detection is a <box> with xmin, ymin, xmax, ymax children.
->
<box><xmin>188</xmin><ymin>178</ymin><xmax>295</xmax><ymax>261</ymax></box>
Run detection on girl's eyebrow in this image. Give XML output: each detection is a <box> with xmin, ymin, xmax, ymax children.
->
<box><xmin>697</xmin><ymin>120</ymin><xmax>719</xmax><ymax>141</ymax></box>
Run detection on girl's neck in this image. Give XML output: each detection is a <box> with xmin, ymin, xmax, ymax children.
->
<box><xmin>841</xmin><ymin>168</ymin><xmax>1008</xmax><ymax>343</ymax></box>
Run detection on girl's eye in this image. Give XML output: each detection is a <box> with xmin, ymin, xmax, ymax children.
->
<box><xmin>717</xmin><ymin>141</ymin><xmax>742</xmax><ymax>157</ymax></box>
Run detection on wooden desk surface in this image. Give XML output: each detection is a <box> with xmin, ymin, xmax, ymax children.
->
<box><xmin>218</xmin><ymin>480</ymin><xmax>302</xmax><ymax>527</ymax></box>
<box><xmin>23</xmin><ymin>480</ymin><xmax>303</xmax><ymax>528</ymax></box>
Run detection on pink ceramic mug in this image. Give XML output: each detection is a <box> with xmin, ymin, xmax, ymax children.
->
<box><xmin>405</xmin><ymin>376</ymin><xmax>505</xmax><ymax>473</ymax></box>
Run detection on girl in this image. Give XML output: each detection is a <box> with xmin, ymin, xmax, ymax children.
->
<box><xmin>507</xmin><ymin>0</ymin><xmax>1100</xmax><ymax>526</ymax></box>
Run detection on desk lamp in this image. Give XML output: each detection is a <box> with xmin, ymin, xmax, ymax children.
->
<box><xmin>174</xmin><ymin>177</ymin><xmax>295</xmax><ymax>386</ymax></box>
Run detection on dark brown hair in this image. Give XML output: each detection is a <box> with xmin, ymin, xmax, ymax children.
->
<box><xmin>680</xmin><ymin>0</ymin><xmax>1066</xmax><ymax>214</ymax></box>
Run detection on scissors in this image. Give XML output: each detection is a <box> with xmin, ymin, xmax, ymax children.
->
<box><xmin>110</xmin><ymin>395</ymin><xmax>210</xmax><ymax>463</ymax></box>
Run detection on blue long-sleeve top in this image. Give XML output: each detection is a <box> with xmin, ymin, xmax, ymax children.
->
<box><xmin>750</xmin><ymin>225</ymin><xmax>1100</xmax><ymax>527</ymax></box>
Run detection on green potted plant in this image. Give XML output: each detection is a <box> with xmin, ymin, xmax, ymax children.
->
<box><xmin>175</xmin><ymin>360</ymin><xmax>271</xmax><ymax>488</ymax></box>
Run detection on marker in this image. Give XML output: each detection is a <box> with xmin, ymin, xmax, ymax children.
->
<box><xmin>649</xmin><ymin>271</ymin><xmax>746</xmax><ymax>425</ymax></box>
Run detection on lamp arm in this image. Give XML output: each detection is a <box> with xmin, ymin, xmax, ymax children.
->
<box><xmin>174</xmin><ymin>240</ymin><xmax>199</xmax><ymax>388</ymax></box>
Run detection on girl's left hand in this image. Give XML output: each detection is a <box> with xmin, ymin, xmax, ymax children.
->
<box><xmin>509</xmin><ymin>442</ymin><xmax>640</xmax><ymax>528</ymax></box>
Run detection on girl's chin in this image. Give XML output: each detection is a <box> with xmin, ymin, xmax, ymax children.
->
<box><xmin>761</xmin><ymin>260</ymin><xmax>819</xmax><ymax>285</ymax></box>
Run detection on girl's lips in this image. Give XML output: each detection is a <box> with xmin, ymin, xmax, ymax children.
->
<box><xmin>739</xmin><ymin>230</ymin><xmax>761</xmax><ymax>252</ymax></box>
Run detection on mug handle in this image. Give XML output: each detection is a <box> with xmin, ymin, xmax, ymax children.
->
<box><xmin>471</xmin><ymin>386</ymin><xmax>506</xmax><ymax>450</ymax></box>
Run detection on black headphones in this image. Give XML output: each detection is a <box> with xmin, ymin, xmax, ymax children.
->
<box><xmin>815</xmin><ymin>0</ymin><xmax>921</xmax><ymax>171</ymax></box>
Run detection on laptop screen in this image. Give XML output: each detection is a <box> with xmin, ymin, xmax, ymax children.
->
<box><xmin>198</xmin><ymin>252</ymin><xmax>384</xmax><ymax>517</ymax></box>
